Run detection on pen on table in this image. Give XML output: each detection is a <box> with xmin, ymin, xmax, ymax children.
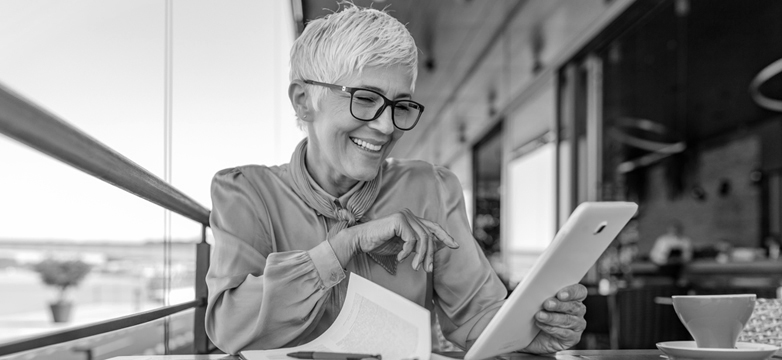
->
<box><xmin>287</xmin><ymin>351</ymin><xmax>382</xmax><ymax>360</ymax></box>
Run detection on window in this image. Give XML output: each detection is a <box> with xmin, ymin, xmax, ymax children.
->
<box><xmin>506</xmin><ymin>142</ymin><xmax>556</xmax><ymax>287</ymax></box>
<box><xmin>0</xmin><ymin>1</ymin><xmax>299</xmax><ymax>357</ymax></box>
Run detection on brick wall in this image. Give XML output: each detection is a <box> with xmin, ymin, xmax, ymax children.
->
<box><xmin>638</xmin><ymin>135</ymin><xmax>761</xmax><ymax>254</ymax></box>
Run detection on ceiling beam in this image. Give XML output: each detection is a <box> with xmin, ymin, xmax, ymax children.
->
<box><xmin>290</xmin><ymin>0</ymin><xmax>304</xmax><ymax>37</ymax></box>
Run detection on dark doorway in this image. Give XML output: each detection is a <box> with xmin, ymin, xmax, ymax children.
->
<box><xmin>472</xmin><ymin>123</ymin><xmax>503</xmax><ymax>280</ymax></box>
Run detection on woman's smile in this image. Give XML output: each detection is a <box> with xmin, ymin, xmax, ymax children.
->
<box><xmin>349</xmin><ymin>136</ymin><xmax>384</xmax><ymax>153</ymax></box>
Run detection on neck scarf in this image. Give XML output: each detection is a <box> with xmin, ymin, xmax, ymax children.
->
<box><xmin>289</xmin><ymin>139</ymin><xmax>399</xmax><ymax>275</ymax></box>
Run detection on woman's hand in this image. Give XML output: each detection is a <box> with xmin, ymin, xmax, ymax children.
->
<box><xmin>522</xmin><ymin>283</ymin><xmax>588</xmax><ymax>354</ymax></box>
<box><xmin>331</xmin><ymin>209</ymin><xmax>459</xmax><ymax>272</ymax></box>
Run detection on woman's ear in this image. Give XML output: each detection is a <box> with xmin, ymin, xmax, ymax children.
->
<box><xmin>288</xmin><ymin>80</ymin><xmax>313</xmax><ymax>123</ymax></box>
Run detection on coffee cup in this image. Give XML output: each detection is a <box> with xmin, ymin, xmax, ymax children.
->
<box><xmin>672</xmin><ymin>294</ymin><xmax>756</xmax><ymax>348</ymax></box>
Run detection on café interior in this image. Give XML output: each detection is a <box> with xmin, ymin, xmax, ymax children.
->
<box><xmin>1</xmin><ymin>0</ymin><xmax>781</xmax><ymax>358</ymax></box>
<box><xmin>364</xmin><ymin>0</ymin><xmax>782</xmax><ymax>351</ymax></box>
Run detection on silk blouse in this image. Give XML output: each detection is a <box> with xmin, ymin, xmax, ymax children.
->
<box><xmin>205</xmin><ymin>158</ymin><xmax>507</xmax><ymax>355</ymax></box>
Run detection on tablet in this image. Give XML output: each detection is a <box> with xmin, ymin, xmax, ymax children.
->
<box><xmin>464</xmin><ymin>201</ymin><xmax>637</xmax><ymax>360</ymax></box>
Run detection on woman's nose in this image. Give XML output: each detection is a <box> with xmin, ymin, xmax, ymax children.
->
<box><xmin>368</xmin><ymin>105</ymin><xmax>395</xmax><ymax>134</ymax></box>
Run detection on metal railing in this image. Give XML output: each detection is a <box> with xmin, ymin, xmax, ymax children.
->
<box><xmin>0</xmin><ymin>82</ymin><xmax>215</xmax><ymax>355</ymax></box>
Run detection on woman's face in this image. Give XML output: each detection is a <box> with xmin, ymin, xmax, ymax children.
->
<box><xmin>306</xmin><ymin>65</ymin><xmax>412</xmax><ymax>193</ymax></box>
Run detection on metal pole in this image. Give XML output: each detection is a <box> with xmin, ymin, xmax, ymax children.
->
<box><xmin>194</xmin><ymin>225</ymin><xmax>212</xmax><ymax>353</ymax></box>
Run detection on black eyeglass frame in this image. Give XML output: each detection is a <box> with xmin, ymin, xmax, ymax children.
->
<box><xmin>302</xmin><ymin>79</ymin><xmax>425</xmax><ymax>131</ymax></box>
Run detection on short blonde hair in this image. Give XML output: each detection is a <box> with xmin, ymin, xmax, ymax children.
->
<box><xmin>290</xmin><ymin>4</ymin><xmax>418</xmax><ymax>121</ymax></box>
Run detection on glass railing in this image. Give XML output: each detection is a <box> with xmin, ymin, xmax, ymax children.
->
<box><xmin>0</xmin><ymin>82</ymin><xmax>214</xmax><ymax>357</ymax></box>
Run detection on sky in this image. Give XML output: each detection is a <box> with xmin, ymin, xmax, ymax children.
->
<box><xmin>0</xmin><ymin>0</ymin><xmax>305</xmax><ymax>242</ymax></box>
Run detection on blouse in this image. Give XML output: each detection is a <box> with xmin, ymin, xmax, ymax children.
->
<box><xmin>205</xmin><ymin>158</ymin><xmax>507</xmax><ymax>355</ymax></box>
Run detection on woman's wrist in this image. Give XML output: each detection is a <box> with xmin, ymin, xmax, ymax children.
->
<box><xmin>328</xmin><ymin>228</ymin><xmax>358</xmax><ymax>267</ymax></box>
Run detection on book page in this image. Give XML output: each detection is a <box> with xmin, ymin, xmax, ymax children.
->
<box><xmin>241</xmin><ymin>273</ymin><xmax>431</xmax><ymax>360</ymax></box>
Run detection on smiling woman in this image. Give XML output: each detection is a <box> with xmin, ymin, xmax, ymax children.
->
<box><xmin>204</xmin><ymin>3</ymin><xmax>588</xmax><ymax>357</ymax></box>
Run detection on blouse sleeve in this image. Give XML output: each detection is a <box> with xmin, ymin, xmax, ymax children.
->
<box><xmin>430</xmin><ymin>166</ymin><xmax>508</xmax><ymax>350</ymax></box>
<box><xmin>205</xmin><ymin>168</ymin><xmax>346</xmax><ymax>354</ymax></box>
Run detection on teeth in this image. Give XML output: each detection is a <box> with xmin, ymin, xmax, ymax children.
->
<box><xmin>351</xmin><ymin>138</ymin><xmax>381</xmax><ymax>152</ymax></box>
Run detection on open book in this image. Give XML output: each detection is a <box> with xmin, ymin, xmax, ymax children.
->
<box><xmin>240</xmin><ymin>272</ymin><xmax>431</xmax><ymax>360</ymax></box>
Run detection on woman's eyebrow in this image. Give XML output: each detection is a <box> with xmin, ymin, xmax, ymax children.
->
<box><xmin>360</xmin><ymin>84</ymin><xmax>412</xmax><ymax>99</ymax></box>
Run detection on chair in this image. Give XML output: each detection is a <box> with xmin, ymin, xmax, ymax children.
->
<box><xmin>610</xmin><ymin>285</ymin><xmax>690</xmax><ymax>349</ymax></box>
<box><xmin>575</xmin><ymin>292</ymin><xmax>612</xmax><ymax>349</ymax></box>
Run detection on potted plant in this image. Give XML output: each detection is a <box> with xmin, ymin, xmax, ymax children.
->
<box><xmin>33</xmin><ymin>258</ymin><xmax>92</xmax><ymax>323</ymax></box>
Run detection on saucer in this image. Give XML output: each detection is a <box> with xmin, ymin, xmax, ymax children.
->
<box><xmin>656</xmin><ymin>341</ymin><xmax>780</xmax><ymax>360</ymax></box>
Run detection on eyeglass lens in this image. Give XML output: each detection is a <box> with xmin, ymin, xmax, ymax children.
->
<box><xmin>351</xmin><ymin>89</ymin><xmax>422</xmax><ymax>130</ymax></box>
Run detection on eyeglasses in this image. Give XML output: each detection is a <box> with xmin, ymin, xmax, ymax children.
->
<box><xmin>303</xmin><ymin>79</ymin><xmax>425</xmax><ymax>131</ymax></box>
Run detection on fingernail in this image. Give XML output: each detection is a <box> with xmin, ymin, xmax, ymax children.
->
<box><xmin>547</xmin><ymin>300</ymin><xmax>556</xmax><ymax>308</ymax></box>
<box><xmin>427</xmin><ymin>263</ymin><xmax>433</xmax><ymax>272</ymax></box>
<box><xmin>538</xmin><ymin>312</ymin><xmax>548</xmax><ymax>320</ymax></box>
<box><xmin>559</xmin><ymin>291</ymin><xmax>569</xmax><ymax>300</ymax></box>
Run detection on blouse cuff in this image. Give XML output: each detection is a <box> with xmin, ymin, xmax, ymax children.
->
<box><xmin>308</xmin><ymin>241</ymin><xmax>346</xmax><ymax>289</ymax></box>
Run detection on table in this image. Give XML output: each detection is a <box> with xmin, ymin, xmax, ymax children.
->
<box><xmin>630</xmin><ymin>259</ymin><xmax>782</xmax><ymax>289</ymax></box>
<box><xmin>108</xmin><ymin>349</ymin><xmax>666</xmax><ymax>360</ymax></box>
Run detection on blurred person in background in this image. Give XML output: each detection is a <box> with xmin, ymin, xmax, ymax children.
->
<box><xmin>650</xmin><ymin>220</ymin><xmax>693</xmax><ymax>284</ymax></box>
<box><xmin>650</xmin><ymin>220</ymin><xmax>693</xmax><ymax>265</ymax></box>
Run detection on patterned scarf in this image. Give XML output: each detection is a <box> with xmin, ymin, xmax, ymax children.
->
<box><xmin>289</xmin><ymin>138</ymin><xmax>400</xmax><ymax>275</ymax></box>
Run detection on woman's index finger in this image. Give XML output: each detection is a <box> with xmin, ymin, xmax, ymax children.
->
<box><xmin>420</xmin><ymin>218</ymin><xmax>459</xmax><ymax>249</ymax></box>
